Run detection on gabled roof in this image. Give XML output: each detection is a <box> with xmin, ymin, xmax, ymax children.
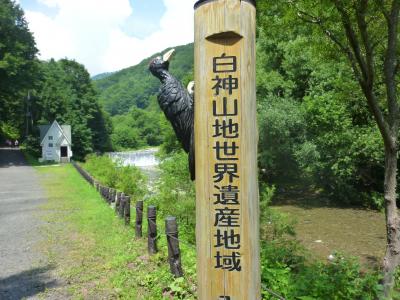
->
<box><xmin>39</xmin><ymin>120</ymin><xmax>71</xmax><ymax>146</ymax></box>
<box><xmin>39</xmin><ymin>125</ymin><xmax>51</xmax><ymax>143</ymax></box>
<box><xmin>60</xmin><ymin>125</ymin><xmax>71</xmax><ymax>145</ymax></box>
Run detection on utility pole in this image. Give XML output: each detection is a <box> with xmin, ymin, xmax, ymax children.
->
<box><xmin>25</xmin><ymin>90</ymin><xmax>31</xmax><ymax>138</ymax></box>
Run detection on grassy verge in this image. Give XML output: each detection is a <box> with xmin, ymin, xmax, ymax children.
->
<box><xmin>20</xmin><ymin>147</ymin><xmax>57</xmax><ymax>166</ymax></box>
<box><xmin>36</xmin><ymin>164</ymin><xmax>196</xmax><ymax>299</ymax></box>
<box><xmin>21</xmin><ymin>148</ymin><xmax>42</xmax><ymax>166</ymax></box>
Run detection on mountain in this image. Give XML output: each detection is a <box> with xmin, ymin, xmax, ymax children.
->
<box><xmin>92</xmin><ymin>72</ymin><xmax>115</xmax><ymax>81</ymax></box>
<box><xmin>95</xmin><ymin>43</ymin><xmax>194</xmax><ymax>116</ymax></box>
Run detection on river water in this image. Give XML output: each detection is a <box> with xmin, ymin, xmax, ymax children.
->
<box><xmin>108</xmin><ymin>148</ymin><xmax>160</xmax><ymax>184</ymax></box>
<box><xmin>109</xmin><ymin>148</ymin><xmax>159</xmax><ymax>167</ymax></box>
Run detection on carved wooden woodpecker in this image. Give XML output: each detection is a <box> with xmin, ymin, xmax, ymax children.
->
<box><xmin>149</xmin><ymin>49</ymin><xmax>195</xmax><ymax>180</ymax></box>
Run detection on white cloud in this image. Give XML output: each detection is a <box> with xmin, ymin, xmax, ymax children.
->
<box><xmin>24</xmin><ymin>0</ymin><xmax>196</xmax><ymax>75</ymax></box>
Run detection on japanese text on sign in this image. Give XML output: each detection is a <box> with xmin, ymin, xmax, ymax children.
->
<box><xmin>211</xmin><ymin>53</ymin><xmax>241</xmax><ymax>273</ymax></box>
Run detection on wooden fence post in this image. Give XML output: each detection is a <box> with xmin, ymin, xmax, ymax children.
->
<box><xmin>124</xmin><ymin>196</ymin><xmax>131</xmax><ymax>225</ymax></box>
<box><xmin>106</xmin><ymin>188</ymin><xmax>110</xmax><ymax>203</ymax></box>
<box><xmin>147</xmin><ymin>205</ymin><xmax>157</xmax><ymax>254</ymax></box>
<box><xmin>135</xmin><ymin>200</ymin><xmax>144</xmax><ymax>238</ymax></box>
<box><xmin>115</xmin><ymin>192</ymin><xmax>122</xmax><ymax>214</ymax></box>
<box><xmin>165</xmin><ymin>216</ymin><xmax>183</xmax><ymax>277</ymax></box>
<box><xmin>107</xmin><ymin>188</ymin><xmax>113</xmax><ymax>204</ymax></box>
<box><xmin>119</xmin><ymin>193</ymin><xmax>125</xmax><ymax>218</ymax></box>
<box><xmin>107</xmin><ymin>188</ymin><xmax>111</xmax><ymax>203</ymax></box>
<box><xmin>110</xmin><ymin>189</ymin><xmax>116</xmax><ymax>203</ymax></box>
<box><xmin>106</xmin><ymin>187</ymin><xmax>110</xmax><ymax>203</ymax></box>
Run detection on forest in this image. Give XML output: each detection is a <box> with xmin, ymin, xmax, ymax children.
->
<box><xmin>1</xmin><ymin>0</ymin><xmax>400</xmax><ymax>298</ymax></box>
<box><xmin>0</xmin><ymin>0</ymin><xmax>112</xmax><ymax>159</ymax></box>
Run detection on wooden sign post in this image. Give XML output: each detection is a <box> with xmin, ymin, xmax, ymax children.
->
<box><xmin>194</xmin><ymin>0</ymin><xmax>260</xmax><ymax>299</ymax></box>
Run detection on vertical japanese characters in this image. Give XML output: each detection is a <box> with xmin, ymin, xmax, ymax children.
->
<box><xmin>195</xmin><ymin>2</ymin><xmax>259</xmax><ymax>299</ymax></box>
<box><xmin>211</xmin><ymin>53</ymin><xmax>242</xmax><ymax>273</ymax></box>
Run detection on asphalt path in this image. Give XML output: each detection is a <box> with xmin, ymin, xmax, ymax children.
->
<box><xmin>0</xmin><ymin>148</ymin><xmax>59</xmax><ymax>299</ymax></box>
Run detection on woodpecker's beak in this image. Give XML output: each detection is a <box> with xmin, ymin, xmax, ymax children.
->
<box><xmin>187</xmin><ymin>81</ymin><xmax>195</xmax><ymax>95</ymax></box>
<box><xmin>163</xmin><ymin>49</ymin><xmax>175</xmax><ymax>62</ymax></box>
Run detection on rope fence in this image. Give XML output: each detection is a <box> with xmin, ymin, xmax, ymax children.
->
<box><xmin>72</xmin><ymin>162</ymin><xmax>285</xmax><ymax>299</ymax></box>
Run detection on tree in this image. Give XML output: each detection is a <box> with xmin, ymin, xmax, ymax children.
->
<box><xmin>34</xmin><ymin>59</ymin><xmax>111</xmax><ymax>158</ymax></box>
<box><xmin>0</xmin><ymin>0</ymin><xmax>38</xmax><ymax>139</ymax></box>
<box><xmin>283</xmin><ymin>0</ymin><xmax>400</xmax><ymax>297</ymax></box>
<box><xmin>256</xmin><ymin>2</ymin><xmax>384</xmax><ymax>208</ymax></box>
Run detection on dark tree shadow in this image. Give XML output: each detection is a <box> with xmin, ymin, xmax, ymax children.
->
<box><xmin>0</xmin><ymin>148</ymin><xmax>28</xmax><ymax>168</ymax></box>
<box><xmin>0</xmin><ymin>265</ymin><xmax>58</xmax><ymax>300</ymax></box>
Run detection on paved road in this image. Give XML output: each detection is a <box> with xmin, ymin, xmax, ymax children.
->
<box><xmin>0</xmin><ymin>148</ymin><xmax>58</xmax><ymax>299</ymax></box>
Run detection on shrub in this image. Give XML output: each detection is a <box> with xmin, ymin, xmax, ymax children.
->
<box><xmin>261</xmin><ymin>241</ymin><xmax>380</xmax><ymax>300</ymax></box>
<box><xmin>84</xmin><ymin>154</ymin><xmax>119</xmax><ymax>187</ymax></box>
<box><xmin>153</xmin><ymin>150</ymin><xmax>196</xmax><ymax>243</ymax></box>
<box><xmin>115</xmin><ymin>165</ymin><xmax>146</xmax><ymax>200</ymax></box>
<box><xmin>83</xmin><ymin>154</ymin><xmax>147</xmax><ymax>199</ymax></box>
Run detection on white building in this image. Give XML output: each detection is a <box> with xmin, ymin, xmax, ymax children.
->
<box><xmin>39</xmin><ymin>120</ymin><xmax>72</xmax><ymax>163</ymax></box>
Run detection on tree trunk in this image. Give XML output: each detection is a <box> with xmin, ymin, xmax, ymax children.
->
<box><xmin>383</xmin><ymin>145</ymin><xmax>400</xmax><ymax>298</ymax></box>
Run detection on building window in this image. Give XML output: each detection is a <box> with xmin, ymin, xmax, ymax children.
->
<box><xmin>48</xmin><ymin>143</ymin><xmax>53</xmax><ymax>148</ymax></box>
<box><xmin>48</xmin><ymin>136</ymin><xmax>53</xmax><ymax>140</ymax></box>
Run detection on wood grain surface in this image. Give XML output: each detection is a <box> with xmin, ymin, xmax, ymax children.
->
<box><xmin>194</xmin><ymin>1</ymin><xmax>260</xmax><ymax>299</ymax></box>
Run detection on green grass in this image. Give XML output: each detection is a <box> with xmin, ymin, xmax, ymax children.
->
<box><xmin>20</xmin><ymin>147</ymin><xmax>57</xmax><ymax>166</ymax></box>
<box><xmin>21</xmin><ymin>148</ymin><xmax>42</xmax><ymax>166</ymax></box>
<box><xmin>36</xmin><ymin>164</ymin><xmax>197</xmax><ymax>299</ymax></box>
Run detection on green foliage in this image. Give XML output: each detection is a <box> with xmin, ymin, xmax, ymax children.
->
<box><xmin>0</xmin><ymin>1</ymin><xmax>112</xmax><ymax>157</ymax></box>
<box><xmin>36</xmin><ymin>164</ymin><xmax>166</xmax><ymax>299</ymax></box>
<box><xmin>291</xmin><ymin>254</ymin><xmax>380</xmax><ymax>300</ymax></box>
<box><xmin>82</xmin><ymin>152</ymin><xmax>197</xmax><ymax>298</ymax></box>
<box><xmin>111</xmin><ymin>105</ymin><xmax>164</xmax><ymax>151</ymax></box>
<box><xmin>0</xmin><ymin>122</ymin><xmax>20</xmax><ymax>140</ymax></box>
<box><xmin>95</xmin><ymin>43</ymin><xmax>193</xmax><ymax>151</ymax></box>
<box><xmin>152</xmin><ymin>150</ymin><xmax>196</xmax><ymax>242</ymax></box>
<box><xmin>150</xmin><ymin>152</ymin><xmax>381</xmax><ymax>300</ymax></box>
<box><xmin>115</xmin><ymin>165</ymin><xmax>146</xmax><ymax>200</ymax></box>
<box><xmin>31</xmin><ymin>59</ymin><xmax>112</xmax><ymax>159</ymax></box>
<box><xmin>166</xmin><ymin>276</ymin><xmax>196</xmax><ymax>300</ymax></box>
<box><xmin>45</xmin><ymin>155</ymin><xmax>390</xmax><ymax>299</ymax></box>
<box><xmin>258</xmin><ymin>98</ymin><xmax>307</xmax><ymax>181</ymax></box>
<box><xmin>255</xmin><ymin>2</ymin><xmax>386</xmax><ymax>207</ymax></box>
<box><xmin>261</xmin><ymin>242</ymin><xmax>381</xmax><ymax>300</ymax></box>
<box><xmin>260</xmin><ymin>184</ymin><xmax>296</xmax><ymax>241</ymax></box>
<box><xmin>91</xmin><ymin>72</ymin><xmax>114</xmax><ymax>81</ymax></box>
<box><xmin>95</xmin><ymin>44</ymin><xmax>194</xmax><ymax>116</ymax></box>
<box><xmin>83</xmin><ymin>154</ymin><xmax>147</xmax><ymax>199</ymax></box>
<box><xmin>21</xmin><ymin>134</ymin><xmax>40</xmax><ymax>156</ymax></box>
<box><xmin>158</xmin><ymin>117</ymin><xmax>181</xmax><ymax>155</ymax></box>
<box><xmin>84</xmin><ymin>154</ymin><xmax>119</xmax><ymax>187</ymax></box>
<box><xmin>298</xmin><ymin>59</ymin><xmax>385</xmax><ymax>207</ymax></box>
<box><xmin>0</xmin><ymin>0</ymin><xmax>38</xmax><ymax>140</ymax></box>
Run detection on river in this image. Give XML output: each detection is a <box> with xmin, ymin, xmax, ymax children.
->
<box><xmin>108</xmin><ymin>148</ymin><xmax>160</xmax><ymax>184</ymax></box>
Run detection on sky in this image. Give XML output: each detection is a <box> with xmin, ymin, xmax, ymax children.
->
<box><xmin>17</xmin><ymin>0</ymin><xmax>197</xmax><ymax>75</ymax></box>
